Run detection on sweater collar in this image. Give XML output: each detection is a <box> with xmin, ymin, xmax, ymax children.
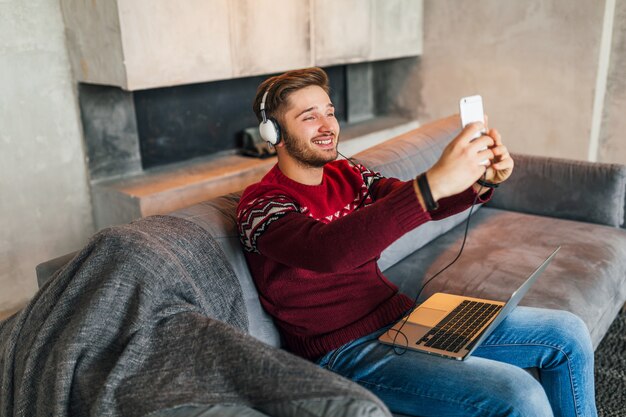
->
<box><xmin>268</xmin><ymin>163</ymin><xmax>330</xmax><ymax>192</ymax></box>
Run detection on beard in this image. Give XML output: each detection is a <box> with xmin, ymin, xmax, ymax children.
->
<box><xmin>282</xmin><ymin>128</ymin><xmax>338</xmax><ymax>168</ymax></box>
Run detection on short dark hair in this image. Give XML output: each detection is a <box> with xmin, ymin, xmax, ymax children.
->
<box><xmin>252</xmin><ymin>67</ymin><xmax>330</xmax><ymax>124</ymax></box>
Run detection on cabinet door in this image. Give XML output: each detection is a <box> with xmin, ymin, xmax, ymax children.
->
<box><xmin>371</xmin><ymin>0</ymin><xmax>423</xmax><ymax>60</ymax></box>
<box><xmin>231</xmin><ymin>0</ymin><xmax>312</xmax><ymax>77</ymax></box>
<box><xmin>62</xmin><ymin>0</ymin><xmax>423</xmax><ymax>90</ymax></box>
<box><xmin>118</xmin><ymin>0</ymin><xmax>233</xmax><ymax>90</ymax></box>
<box><xmin>314</xmin><ymin>0</ymin><xmax>371</xmax><ymax>66</ymax></box>
<box><xmin>69</xmin><ymin>0</ymin><xmax>313</xmax><ymax>88</ymax></box>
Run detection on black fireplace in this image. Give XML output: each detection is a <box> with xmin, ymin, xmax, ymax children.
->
<box><xmin>77</xmin><ymin>58</ymin><xmax>419</xmax><ymax>182</ymax></box>
<box><xmin>133</xmin><ymin>66</ymin><xmax>347</xmax><ymax>169</ymax></box>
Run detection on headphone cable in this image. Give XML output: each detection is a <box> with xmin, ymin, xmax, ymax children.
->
<box><xmin>337</xmin><ymin>150</ymin><xmax>489</xmax><ymax>355</ymax></box>
<box><xmin>387</xmin><ymin>174</ymin><xmax>486</xmax><ymax>354</ymax></box>
<box><xmin>337</xmin><ymin>149</ymin><xmax>487</xmax><ymax>355</ymax></box>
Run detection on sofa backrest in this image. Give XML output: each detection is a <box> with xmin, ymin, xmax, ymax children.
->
<box><xmin>170</xmin><ymin>115</ymin><xmax>472</xmax><ymax>346</ymax></box>
<box><xmin>170</xmin><ymin>193</ymin><xmax>284</xmax><ymax>348</ymax></box>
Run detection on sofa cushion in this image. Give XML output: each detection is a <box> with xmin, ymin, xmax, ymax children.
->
<box><xmin>383</xmin><ymin>207</ymin><xmax>626</xmax><ymax>348</ymax></box>
<box><xmin>352</xmin><ymin>115</ymin><xmax>480</xmax><ymax>272</ymax></box>
<box><xmin>488</xmin><ymin>153</ymin><xmax>626</xmax><ymax>227</ymax></box>
<box><xmin>170</xmin><ymin>193</ymin><xmax>282</xmax><ymax>348</ymax></box>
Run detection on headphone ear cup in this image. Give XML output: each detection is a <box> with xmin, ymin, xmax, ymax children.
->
<box><xmin>270</xmin><ymin>117</ymin><xmax>281</xmax><ymax>145</ymax></box>
<box><xmin>259</xmin><ymin>117</ymin><xmax>282</xmax><ymax>145</ymax></box>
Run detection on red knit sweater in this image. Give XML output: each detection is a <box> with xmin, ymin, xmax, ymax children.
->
<box><xmin>237</xmin><ymin>160</ymin><xmax>490</xmax><ymax>360</ymax></box>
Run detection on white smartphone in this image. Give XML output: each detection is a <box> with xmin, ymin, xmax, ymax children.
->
<box><xmin>459</xmin><ymin>95</ymin><xmax>485</xmax><ymax>140</ymax></box>
<box><xmin>460</xmin><ymin>95</ymin><xmax>489</xmax><ymax>165</ymax></box>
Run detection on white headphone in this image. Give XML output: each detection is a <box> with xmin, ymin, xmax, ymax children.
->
<box><xmin>258</xmin><ymin>87</ymin><xmax>282</xmax><ymax>145</ymax></box>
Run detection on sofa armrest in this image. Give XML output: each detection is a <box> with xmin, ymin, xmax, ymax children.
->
<box><xmin>487</xmin><ymin>153</ymin><xmax>626</xmax><ymax>227</ymax></box>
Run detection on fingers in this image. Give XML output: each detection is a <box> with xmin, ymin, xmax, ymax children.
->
<box><xmin>455</xmin><ymin>124</ymin><xmax>495</xmax><ymax>166</ymax></box>
<box><xmin>490</xmin><ymin>147</ymin><xmax>514</xmax><ymax>172</ymax></box>
<box><xmin>472</xmin><ymin>134</ymin><xmax>495</xmax><ymax>150</ymax></box>
<box><xmin>483</xmin><ymin>128</ymin><xmax>509</xmax><ymax>166</ymax></box>
<box><xmin>477</xmin><ymin>148</ymin><xmax>495</xmax><ymax>166</ymax></box>
<box><xmin>490</xmin><ymin>141</ymin><xmax>511</xmax><ymax>162</ymax></box>
<box><xmin>460</xmin><ymin>122</ymin><xmax>486</xmax><ymax>142</ymax></box>
<box><xmin>490</xmin><ymin>144</ymin><xmax>508</xmax><ymax>158</ymax></box>
<box><xmin>460</xmin><ymin>123</ymin><xmax>514</xmax><ymax>183</ymax></box>
<box><xmin>488</xmin><ymin>128</ymin><xmax>501</xmax><ymax>145</ymax></box>
<box><xmin>492</xmin><ymin>154</ymin><xmax>514</xmax><ymax>170</ymax></box>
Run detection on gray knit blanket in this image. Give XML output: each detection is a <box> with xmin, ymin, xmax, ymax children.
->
<box><xmin>0</xmin><ymin>215</ymin><xmax>389</xmax><ymax>417</ymax></box>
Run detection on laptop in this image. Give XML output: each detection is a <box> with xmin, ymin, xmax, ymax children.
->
<box><xmin>378</xmin><ymin>247</ymin><xmax>560</xmax><ymax>360</ymax></box>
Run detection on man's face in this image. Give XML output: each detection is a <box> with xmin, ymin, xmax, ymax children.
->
<box><xmin>279</xmin><ymin>85</ymin><xmax>340</xmax><ymax>168</ymax></box>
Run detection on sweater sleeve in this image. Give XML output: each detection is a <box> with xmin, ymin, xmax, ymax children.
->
<box><xmin>367</xmin><ymin>169</ymin><xmax>494</xmax><ymax>221</ymax></box>
<box><xmin>238</xmin><ymin>181</ymin><xmax>431</xmax><ymax>273</ymax></box>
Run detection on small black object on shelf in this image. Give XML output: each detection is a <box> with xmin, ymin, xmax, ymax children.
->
<box><xmin>240</xmin><ymin>127</ymin><xmax>276</xmax><ymax>159</ymax></box>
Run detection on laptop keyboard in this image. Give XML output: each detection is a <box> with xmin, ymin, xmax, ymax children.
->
<box><xmin>416</xmin><ymin>300</ymin><xmax>502</xmax><ymax>353</ymax></box>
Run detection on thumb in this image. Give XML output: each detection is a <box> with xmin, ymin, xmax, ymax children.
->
<box><xmin>459</xmin><ymin>122</ymin><xmax>486</xmax><ymax>143</ymax></box>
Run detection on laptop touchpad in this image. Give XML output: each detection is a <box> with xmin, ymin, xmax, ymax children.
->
<box><xmin>409</xmin><ymin>307</ymin><xmax>449</xmax><ymax>327</ymax></box>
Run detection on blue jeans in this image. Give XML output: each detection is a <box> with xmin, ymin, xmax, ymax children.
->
<box><xmin>316</xmin><ymin>306</ymin><xmax>597</xmax><ymax>417</ymax></box>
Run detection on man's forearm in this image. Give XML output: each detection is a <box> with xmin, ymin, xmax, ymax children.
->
<box><xmin>256</xmin><ymin>181</ymin><xmax>431</xmax><ymax>273</ymax></box>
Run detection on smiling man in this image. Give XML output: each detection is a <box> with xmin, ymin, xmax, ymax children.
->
<box><xmin>236</xmin><ymin>67</ymin><xmax>597</xmax><ymax>417</ymax></box>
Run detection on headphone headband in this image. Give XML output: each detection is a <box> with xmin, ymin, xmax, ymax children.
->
<box><xmin>260</xmin><ymin>90</ymin><xmax>269</xmax><ymax>122</ymax></box>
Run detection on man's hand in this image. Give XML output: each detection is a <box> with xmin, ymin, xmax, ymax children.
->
<box><xmin>426</xmin><ymin>122</ymin><xmax>495</xmax><ymax>201</ymax></box>
<box><xmin>482</xmin><ymin>128</ymin><xmax>513</xmax><ymax>184</ymax></box>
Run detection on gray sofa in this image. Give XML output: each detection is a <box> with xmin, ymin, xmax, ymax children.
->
<box><xmin>34</xmin><ymin>115</ymin><xmax>626</xmax><ymax>416</ymax></box>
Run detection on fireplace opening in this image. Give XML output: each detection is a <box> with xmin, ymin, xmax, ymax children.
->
<box><xmin>78</xmin><ymin>57</ymin><xmax>420</xmax><ymax>183</ymax></box>
<box><xmin>133</xmin><ymin>66</ymin><xmax>348</xmax><ymax>169</ymax></box>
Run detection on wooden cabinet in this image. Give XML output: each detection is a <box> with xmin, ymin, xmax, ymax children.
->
<box><xmin>61</xmin><ymin>0</ymin><xmax>422</xmax><ymax>90</ymax></box>
<box><xmin>371</xmin><ymin>0</ymin><xmax>423</xmax><ymax>60</ymax></box>
<box><xmin>314</xmin><ymin>0</ymin><xmax>371</xmax><ymax>66</ymax></box>
<box><xmin>118</xmin><ymin>0</ymin><xmax>233</xmax><ymax>90</ymax></box>
<box><xmin>315</xmin><ymin>0</ymin><xmax>423</xmax><ymax>66</ymax></box>
<box><xmin>230</xmin><ymin>0</ymin><xmax>311</xmax><ymax>78</ymax></box>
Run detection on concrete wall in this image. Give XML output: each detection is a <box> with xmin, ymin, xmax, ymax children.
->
<box><xmin>415</xmin><ymin>0</ymin><xmax>608</xmax><ymax>160</ymax></box>
<box><xmin>0</xmin><ymin>0</ymin><xmax>94</xmax><ymax>312</ymax></box>
<box><xmin>600</xmin><ymin>0</ymin><xmax>626</xmax><ymax>164</ymax></box>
